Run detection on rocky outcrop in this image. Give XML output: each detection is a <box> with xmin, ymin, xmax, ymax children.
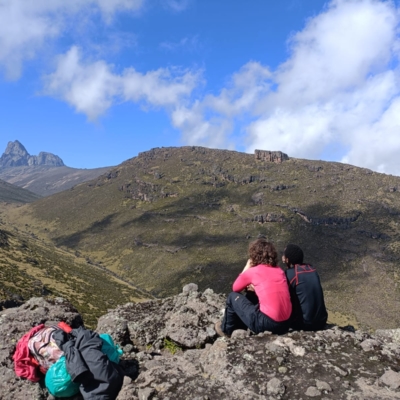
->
<box><xmin>291</xmin><ymin>208</ymin><xmax>362</xmax><ymax>227</ymax></box>
<box><xmin>0</xmin><ymin>141</ymin><xmax>111</xmax><ymax>196</ymax></box>
<box><xmin>252</xmin><ymin>213</ymin><xmax>285</xmax><ymax>223</ymax></box>
<box><xmin>1</xmin><ymin>286</ymin><xmax>400</xmax><ymax>399</ymax></box>
<box><xmin>0</xmin><ymin>141</ymin><xmax>64</xmax><ymax>168</ymax></box>
<box><xmin>254</xmin><ymin>150</ymin><xmax>289</xmax><ymax>163</ymax></box>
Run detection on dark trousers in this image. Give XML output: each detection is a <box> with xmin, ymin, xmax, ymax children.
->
<box><xmin>221</xmin><ymin>291</ymin><xmax>289</xmax><ymax>335</ymax></box>
<box><xmin>290</xmin><ymin>318</ymin><xmax>327</xmax><ymax>331</ymax></box>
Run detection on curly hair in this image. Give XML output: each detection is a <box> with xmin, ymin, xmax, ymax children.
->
<box><xmin>248</xmin><ymin>239</ymin><xmax>278</xmax><ymax>267</ymax></box>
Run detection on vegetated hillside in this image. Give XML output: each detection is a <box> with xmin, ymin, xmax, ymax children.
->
<box><xmin>0</xmin><ymin>179</ymin><xmax>41</xmax><ymax>203</ymax></box>
<box><xmin>10</xmin><ymin>146</ymin><xmax>400</xmax><ymax>330</ymax></box>
<box><xmin>0</xmin><ymin>165</ymin><xmax>112</xmax><ymax>197</ymax></box>
<box><xmin>0</xmin><ymin>204</ymin><xmax>150</xmax><ymax>326</ymax></box>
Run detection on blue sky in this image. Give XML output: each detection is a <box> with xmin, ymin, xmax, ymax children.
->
<box><xmin>1</xmin><ymin>0</ymin><xmax>400</xmax><ymax>174</ymax></box>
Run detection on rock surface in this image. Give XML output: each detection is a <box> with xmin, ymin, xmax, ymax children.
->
<box><xmin>1</xmin><ymin>287</ymin><xmax>400</xmax><ymax>399</ymax></box>
<box><xmin>0</xmin><ymin>141</ymin><xmax>64</xmax><ymax>168</ymax></box>
<box><xmin>254</xmin><ymin>150</ymin><xmax>289</xmax><ymax>163</ymax></box>
<box><xmin>0</xmin><ymin>141</ymin><xmax>112</xmax><ymax>196</ymax></box>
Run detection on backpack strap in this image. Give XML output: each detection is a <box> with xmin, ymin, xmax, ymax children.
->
<box><xmin>58</xmin><ymin>321</ymin><xmax>72</xmax><ymax>333</ymax></box>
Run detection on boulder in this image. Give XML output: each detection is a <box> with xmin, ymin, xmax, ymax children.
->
<box><xmin>1</xmin><ymin>287</ymin><xmax>400</xmax><ymax>399</ymax></box>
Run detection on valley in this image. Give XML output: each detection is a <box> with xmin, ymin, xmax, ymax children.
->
<box><xmin>1</xmin><ymin>146</ymin><xmax>399</xmax><ymax>330</ymax></box>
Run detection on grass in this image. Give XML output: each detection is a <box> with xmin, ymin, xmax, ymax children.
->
<box><xmin>0</xmin><ymin>207</ymin><xmax>151</xmax><ymax>327</ymax></box>
<box><xmin>0</xmin><ymin>179</ymin><xmax>40</xmax><ymax>203</ymax></box>
<box><xmin>163</xmin><ymin>338</ymin><xmax>182</xmax><ymax>355</ymax></box>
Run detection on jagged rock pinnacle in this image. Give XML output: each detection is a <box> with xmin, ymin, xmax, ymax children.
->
<box><xmin>0</xmin><ymin>140</ymin><xmax>64</xmax><ymax>168</ymax></box>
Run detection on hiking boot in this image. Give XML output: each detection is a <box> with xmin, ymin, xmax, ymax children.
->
<box><xmin>214</xmin><ymin>321</ymin><xmax>230</xmax><ymax>338</ymax></box>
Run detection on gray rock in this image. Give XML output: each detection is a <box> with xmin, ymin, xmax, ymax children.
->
<box><xmin>375</xmin><ymin>328</ymin><xmax>400</xmax><ymax>343</ymax></box>
<box><xmin>0</xmin><ymin>297</ymin><xmax>82</xmax><ymax>400</ymax></box>
<box><xmin>182</xmin><ymin>283</ymin><xmax>198</xmax><ymax>294</ymax></box>
<box><xmin>231</xmin><ymin>329</ymin><xmax>250</xmax><ymax>339</ymax></box>
<box><xmin>1</xmin><ymin>289</ymin><xmax>400</xmax><ymax>400</ymax></box>
<box><xmin>267</xmin><ymin>377</ymin><xmax>285</xmax><ymax>396</ymax></box>
<box><xmin>360</xmin><ymin>338</ymin><xmax>380</xmax><ymax>351</ymax></box>
<box><xmin>138</xmin><ymin>387</ymin><xmax>155</xmax><ymax>400</ymax></box>
<box><xmin>380</xmin><ymin>369</ymin><xmax>400</xmax><ymax>389</ymax></box>
<box><xmin>305</xmin><ymin>386</ymin><xmax>321</xmax><ymax>397</ymax></box>
<box><xmin>315</xmin><ymin>379</ymin><xmax>332</xmax><ymax>392</ymax></box>
<box><xmin>0</xmin><ymin>140</ymin><xmax>64</xmax><ymax>168</ymax></box>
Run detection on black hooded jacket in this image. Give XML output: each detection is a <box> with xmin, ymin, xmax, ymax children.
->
<box><xmin>285</xmin><ymin>264</ymin><xmax>328</xmax><ymax>330</ymax></box>
<box><xmin>53</xmin><ymin>327</ymin><xmax>124</xmax><ymax>400</ymax></box>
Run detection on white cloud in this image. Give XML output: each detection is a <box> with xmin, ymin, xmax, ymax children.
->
<box><xmin>164</xmin><ymin>0</ymin><xmax>192</xmax><ymax>13</ymax></box>
<box><xmin>269</xmin><ymin>0</ymin><xmax>397</xmax><ymax>108</ymax></box>
<box><xmin>43</xmin><ymin>46</ymin><xmax>200</xmax><ymax>120</ymax></box>
<box><xmin>171</xmin><ymin>62</ymin><xmax>272</xmax><ymax>147</ymax></box>
<box><xmin>160</xmin><ymin>35</ymin><xmax>199</xmax><ymax>52</ymax></box>
<box><xmin>121</xmin><ymin>67</ymin><xmax>200</xmax><ymax>107</ymax></box>
<box><xmin>174</xmin><ymin>0</ymin><xmax>400</xmax><ymax>175</ymax></box>
<box><xmin>247</xmin><ymin>0</ymin><xmax>400</xmax><ymax>174</ymax></box>
<box><xmin>172</xmin><ymin>102</ymin><xmax>234</xmax><ymax>148</ymax></box>
<box><xmin>43</xmin><ymin>47</ymin><xmax>119</xmax><ymax>120</ymax></box>
<box><xmin>0</xmin><ymin>0</ymin><xmax>144</xmax><ymax>79</ymax></box>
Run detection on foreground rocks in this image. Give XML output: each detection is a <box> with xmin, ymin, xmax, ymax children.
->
<box><xmin>1</xmin><ymin>285</ymin><xmax>400</xmax><ymax>399</ymax></box>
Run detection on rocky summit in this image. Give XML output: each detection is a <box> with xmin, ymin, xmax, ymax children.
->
<box><xmin>0</xmin><ymin>140</ymin><xmax>64</xmax><ymax>168</ymax></box>
<box><xmin>0</xmin><ymin>140</ymin><xmax>111</xmax><ymax>196</ymax></box>
<box><xmin>1</xmin><ymin>285</ymin><xmax>400</xmax><ymax>400</ymax></box>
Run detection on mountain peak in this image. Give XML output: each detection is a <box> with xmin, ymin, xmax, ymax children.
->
<box><xmin>0</xmin><ymin>140</ymin><xmax>64</xmax><ymax>168</ymax></box>
<box><xmin>4</xmin><ymin>140</ymin><xmax>29</xmax><ymax>157</ymax></box>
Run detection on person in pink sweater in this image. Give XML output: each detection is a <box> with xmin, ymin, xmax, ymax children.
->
<box><xmin>215</xmin><ymin>239</ymin><xmax>292</xmax><ymax>336</ymax></box>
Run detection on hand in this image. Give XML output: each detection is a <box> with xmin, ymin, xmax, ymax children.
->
<box><xmin>247</xmin><ymin>284</ymin><xmax>255</xmax><ymax>292</ymax></box>
<box><xmin>242</xmin><ymin>259</ymin><xmax>253</xmax><ymax>272</ymax></box>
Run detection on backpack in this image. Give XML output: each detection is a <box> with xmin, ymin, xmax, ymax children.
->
<box><xmin>27</xmin><ymin>326</ymin><xmax>64</xmax><ymax>374</ymax></box>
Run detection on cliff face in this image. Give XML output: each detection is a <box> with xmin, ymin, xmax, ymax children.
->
<box><xmin>0</xmin><ymin>141</ymin><xmax>64</xmax><ymax>168</ymax></box>
<box><xmin>254</xmin><ymin>149</ymin><xmax>289</xmax><ymax>163</ymax></box>
<box><xmin>1</xmin><ymin>285</ymin><xmax>400</xmax><ymax>400</ymax></box>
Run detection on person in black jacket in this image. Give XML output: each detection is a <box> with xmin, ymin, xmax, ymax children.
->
<box><xmin>283</xmin><ymin>244</ymin><xmax>328</xmax><ymax>331</ymax></box>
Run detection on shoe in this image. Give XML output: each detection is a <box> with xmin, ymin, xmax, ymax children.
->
<box><xmin>214</xmin><ymin>321</ymin><xmax>230</xmax><ymax>338</ymax></box>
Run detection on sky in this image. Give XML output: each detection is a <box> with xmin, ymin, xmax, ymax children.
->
<box><xmin>1</xmin><ymin>0</ymin><xmax>400</xmax><ymax>174</ymax></box>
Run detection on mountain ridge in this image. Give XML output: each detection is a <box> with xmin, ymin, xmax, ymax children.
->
<box><xmin>0</xmin><ymin>140</ymin><xmax>112</xmax><ymax>196</ymax></box>
<box><xmin>0</xmin><ymin>140</ymin><xmax>64</xmax><ymax>168</ymax></box>
<box><xmin>7</xmin><ymin>145</ymin><xmax>400</xmax><ymax>330</ymax></box>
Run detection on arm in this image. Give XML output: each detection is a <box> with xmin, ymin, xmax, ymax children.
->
<box><xmin>242</xmin><ymin>258</ymin><xmax>253</xmax><ymax>273</ymax></box>
<box><xmin>232</xmin><ymin>263</ymin><xmax>254</xmax><ymax>292</ymax></box>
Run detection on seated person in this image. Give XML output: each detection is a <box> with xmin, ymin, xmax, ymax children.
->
<box><xmin>215</xmin><ymin>239</ymin><xmax>292</xmax><ymax>337</ymax></box>
<box><xmin>283</xmin><ymin>244</ymin><xmax>328</xmax><ymax>331</ymax></box>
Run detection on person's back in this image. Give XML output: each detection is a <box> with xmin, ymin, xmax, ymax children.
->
<box><xmin>283</xmin><ymin>244</ymin><xmax>328</xmax><ymax>331</ymax></box>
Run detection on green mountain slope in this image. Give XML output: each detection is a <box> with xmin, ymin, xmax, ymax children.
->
<box><xmin>10</xmin><ymin>146</ymin><xmax>400</xmax><ymax>329</ymax></box>
<box><xmin>0</xmin><ymin>179</ymin><xmax>41</xmax><ymax>203</ymax></box>
<box><xmin>0</xmin><ymin>204</ymin><xmax>150</xmax><ymax>326</ymax></box>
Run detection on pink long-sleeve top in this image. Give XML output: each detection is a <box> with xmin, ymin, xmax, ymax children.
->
<box><xmin>232</xmin><ymin>264</ymin><xmax>292</xmax><ymax>322</ymax></box>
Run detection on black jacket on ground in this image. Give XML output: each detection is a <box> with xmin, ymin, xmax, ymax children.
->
<box><xmin>53</xmin><ymin>327</ymin><xmax>124</xmax><ymax>400</ymax></box>
<box><xmin>285</xmin><ymin>264</ymin><xmax>328</xmax><ymax>330</ymax></box>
